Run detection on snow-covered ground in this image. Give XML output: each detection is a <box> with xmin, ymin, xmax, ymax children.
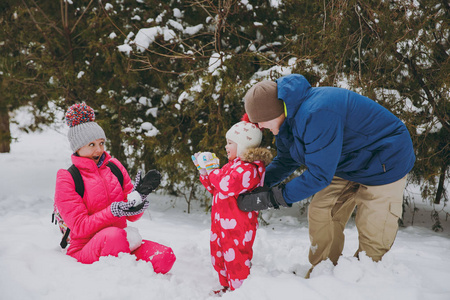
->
<box><xmin>1</xmin><ymin>111</ymin><xmax>450</xmax><ymax>300</ymax></box>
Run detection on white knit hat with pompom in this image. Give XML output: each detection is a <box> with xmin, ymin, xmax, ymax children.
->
<box><xmin>226</xmin><ymin>120</ymin><xmax>262</xmax><ymax>157</ymax></box>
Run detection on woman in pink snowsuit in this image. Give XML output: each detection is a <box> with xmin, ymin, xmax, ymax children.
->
<box><xmin>192</xmin><ymin>116</ymin><xmax>272</xmax><ymax>293</ymax></box>
<box><xmin>54</xmin><ymin>103</ymin><xmax>175</xmax><ymax>273</ymax></box>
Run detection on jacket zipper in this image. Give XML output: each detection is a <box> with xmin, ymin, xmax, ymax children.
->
<box><xmin>98</xmin><ymin>167</ymin><xmax>112</xmax><ymax>202</ymax></box>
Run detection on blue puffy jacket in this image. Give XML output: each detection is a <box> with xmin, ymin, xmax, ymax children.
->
<box><xmin>265</xmin><ymin>74</ymin><xmax>415</xmax><ymax>204</ymax></box>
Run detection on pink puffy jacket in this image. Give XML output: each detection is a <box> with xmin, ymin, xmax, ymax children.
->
<box><xmin>54</xmin><ymin>152</ymin><xmax>138</xmax><ymax>256</ymax></box>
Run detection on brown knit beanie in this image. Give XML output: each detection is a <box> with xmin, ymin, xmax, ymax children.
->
<box><xmin>244</xmin><ymin>80</ymin><xmax>284</xmax><ymax>123</ymax></box>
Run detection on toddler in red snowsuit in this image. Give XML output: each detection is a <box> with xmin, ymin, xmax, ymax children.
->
<box><xmin>192</xmin><ymin>116</ymin><xmax>272</xmax><ymax>292</ymax></box>
<box><xmin>54</xmin><ymin>103</ymin><xmax>175</xmax><ymax>273</ymax></box>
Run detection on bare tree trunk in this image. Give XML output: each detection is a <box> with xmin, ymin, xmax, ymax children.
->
<box><xmin>187</xmin><ymin>184</ymin><xmax>195</xmax><ymax>214</ymax></box>
<box><xmin>434</xmin><ymin>165</ymin><xmax>447</xmax><ymax>204</ymax></box>
<box><xmin>0</xmin><ymin>104</ymin><xmax>11</xmax><ymax>153</ymax></box>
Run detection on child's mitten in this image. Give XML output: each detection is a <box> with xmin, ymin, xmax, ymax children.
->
<box><xmin>197</xmin><ymin>152</ymin><xmax>219</xmax><ymax>174</ymax></box>
<box><xmin>192</xmin><ymin>153</ymin><xmax>207</xmax><ymax>175</ymax></box>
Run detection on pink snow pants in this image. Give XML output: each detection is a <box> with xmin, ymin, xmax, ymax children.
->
<box><xmin>70</xmin><ymin>227</ymin><xmax>176</xmax><ymax>274</ymax></box>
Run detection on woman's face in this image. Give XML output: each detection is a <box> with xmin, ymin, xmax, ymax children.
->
<box><xmin>225</xmin><ymin>139</ymin><xmax>238</xmax><ymax>161</ymax></box>
<box><xmin>77</xmin><ymin>138</ymin><xmax>105</xmax><ymax>164</ymax></box>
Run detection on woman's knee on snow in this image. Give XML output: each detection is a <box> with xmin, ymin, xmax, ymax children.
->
<box><xmin>95</xmin><ymin>227</ymin><xmax>130</xmax><ymax>257</ymax></box>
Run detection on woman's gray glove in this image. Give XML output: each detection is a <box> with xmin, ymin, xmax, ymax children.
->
<box><xmin>237</xmin><ymin>184</ymin><xmax>291</xmax><ymax>212</ymax></box>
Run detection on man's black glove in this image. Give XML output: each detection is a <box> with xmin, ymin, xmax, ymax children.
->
<box><xmin>237</xmin><ymin>184</ymin><xmax>291</xmax><ymax>212</ymax></box>
<box><xmin>135</xmin><ymin>170</ymin><xmax>161</xmax><ymax>195</ymax></box>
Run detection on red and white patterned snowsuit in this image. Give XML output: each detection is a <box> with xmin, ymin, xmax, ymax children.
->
<box><xmin>54</xmin><ymin>152</ymin><xmax>175</xmax><ymax>273</ymax></box>
<box><xmin>199</xmin><ymin>157</ymin><xmax>265</xmax><ymax>290</ymax></box>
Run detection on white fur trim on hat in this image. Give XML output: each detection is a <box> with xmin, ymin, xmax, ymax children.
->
<box><xmin>226</xmin><ymin>121</ymin><xmax>262</xmax><ymax>157</ymax></box>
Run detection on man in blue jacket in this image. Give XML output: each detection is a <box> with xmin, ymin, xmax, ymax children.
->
<box><xmin>237</xmin><ymin>74</ymin><xmax>415</xmax><ymax>275</ymax></box>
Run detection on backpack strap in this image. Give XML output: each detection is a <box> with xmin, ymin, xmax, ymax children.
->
<box><xmin>61</xmin><ymin>164</ymin><xmax>84</xmax><ymax>249</ymax></box>
<box><xmin>68</xmin><ymin>164</ymin><xmax>84</xmax><ymax>198</ymax></box>
<box><xmin>106</xmin><ymin>161</ymin><xmax>124</xmax><ymax>188</ymax></box>
<box><xmin>60</xmin><ymin>228</ymin><xmax>70</xmax><ymax>249</ymax></box>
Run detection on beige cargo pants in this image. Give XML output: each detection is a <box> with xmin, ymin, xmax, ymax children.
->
<box><xmin>308</xmin><ymin>176</ymin><xmax>406</xmax><ymax>267</ymax></box>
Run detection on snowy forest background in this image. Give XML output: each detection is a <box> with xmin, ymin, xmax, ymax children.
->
<box><xmin>1</xmin><ymin>0</ymin><xmax>449</xmax><ymax>228</ymax></box>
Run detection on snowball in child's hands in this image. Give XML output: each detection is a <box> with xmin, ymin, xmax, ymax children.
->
<box><xmin>127</xmin><ymin>191</ymin><xmax>143</xmax><ymax>207</ymax></box>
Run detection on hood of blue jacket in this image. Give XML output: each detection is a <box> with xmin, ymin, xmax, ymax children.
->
<box><xmin>276</xmin><ymin>74</ymin><xmax>311</xmax><ymax>119</ymax></box>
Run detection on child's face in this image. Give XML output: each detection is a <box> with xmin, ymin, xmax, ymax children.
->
<box><xmin>225</xmin><ymin>139</ymin><xmax>238</xmax><ymax>160</ymax></box>
<box><xmin>77</xmin><ymin>138</ymin><xmax>105</xmax><ymax>164</ymax></box>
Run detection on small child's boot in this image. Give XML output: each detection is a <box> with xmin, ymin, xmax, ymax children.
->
<box><xmin>211</xmin><ymin>286</ymin><xmax>229</xmax><ymax>296</ymax></box>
